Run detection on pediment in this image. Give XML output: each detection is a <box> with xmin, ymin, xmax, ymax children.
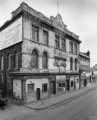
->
<box><xmin>50</xmin><ymin>14</ymin><xmax>66</xmax><ymax>30</ymax></box>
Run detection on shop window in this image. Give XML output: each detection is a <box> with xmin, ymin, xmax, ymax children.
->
<box><xmin>43</xmin><ymin>30</ymin><xmax>48</xmax><ymax>46</ymax></box>
<box><xmin>32</xmin><ymin>25</ymin><xmax>39</xmax><ymax>41</ymax></box>
<box><xmin>71</xmin><ymin>81</ymin><xmax>74</xmax><ymax>87</ymax></box>
<box><xmin>42</xmin><ymin>84</ymin><xmax>48</xmax><ymax>93</ymax></box>
<box><xmin>59</xmin><ymin>83</ymin><xmax>65</xmax><ymax>87</ymax></box>
<box><xmin>28</xmin><ymin>84</ymin><xmax>34</xmax><ymax>93</ymax></box>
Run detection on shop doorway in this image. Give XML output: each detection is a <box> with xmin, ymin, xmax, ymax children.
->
<box><xmin>36</xmin><ymin>88</ymin><xmax>40</xmax><ymax>100</ymax></box>
<box><xmin>66</xmin><ymin>80</ymin><xmax>70</xmax><ymax>91</ymax></box>
<box><xmin>50</xmin><ymin>81</ymin><xmax>56</xmax><ymax>95</ymax></box>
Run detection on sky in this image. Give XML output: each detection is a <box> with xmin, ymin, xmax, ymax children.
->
<box><xmin>0</xmin><ymin>0</ymin><xmax>97</xmax><ymax>66</ymax></box>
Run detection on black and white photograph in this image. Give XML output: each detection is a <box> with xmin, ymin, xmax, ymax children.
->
<box><xmin>0</xmin><ymin>0</ymin><xmax>97</xmax><ymax>120</ymax></box>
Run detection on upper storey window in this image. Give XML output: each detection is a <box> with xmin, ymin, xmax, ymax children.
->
<box><xmin>42</xmin><ymin>52</ymin><xmax>48</xmax><ymax>69</ymax></box>
<box><xmin>55</xmin><ymin>35</ymin><xmax>60</xmax><ymax>49</ymax></box>
<box><xmin>69</xmin><ymin>41</ymin><xmax>73</xmax><ymax>53</ymax></box>
<box><xmin>32</xmin><ymin>25</ymin><xmax>39</xmax><ymax>42</ymax></box>
<box><xmin>0</xmin><ymin>56</ymin><xmax>4</xmax><ymax>70</ymax></box>
<box><xmin>74</xmin><ymin>43</ymin><xmax>78</xmax><ymax>55</ymax></box>
<box><xmin>61</xmin><ymin>38</ymin><xmax>66</xmax><ymax>52</ymax></box>
<box><xmin>43</xmin><ymin>30</ymin><xmax>48</xmax><ymax>46</ymax></box>
<box><xmin>31</xmin><ymin>49</ymin><xmax>38</xmax><ymax>69</ymax></box>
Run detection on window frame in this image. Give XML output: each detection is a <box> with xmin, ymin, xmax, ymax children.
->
<box><xmin>42</xmin><ymin>83</ymin><xmax>48</xmax><ymax>93</ymax></box>
<box><xmin>31</xmin><ymin>50</ymin><xmax>39</xmax><ymax>69</ymax></box>
<box><xmin>0</xmin><ymin>56</ymin><xmax>4</xmax><ymax>70</ymax></box>
<box><xmin>32</xmin><ymin>25</ymin><xmax>39</xmax><ymax>42</ymax></box>
<box><xmin>43</xmin><ymin>30</ymin><xmax>49</xmax><ymax>46</ymax></box>
<box><xmin>75</xmin><ymin>59</ymin><xmax>78</xmax><ymax>71</ymax></box>
<box><xmin>42</xmin><ymin>52</ymin><xmax>48</xmax><ymax>69</ymax></box>
<box><xmin>61</xmin><ymin>37</ymin><xmax>66</xmax><ymax>52</ymax></box>
<box><xmin>70</xmin><ymin>57</ymin><xmax>73</xmax><ymax>71</ymax></box>
<box><xmin>55</xmin><ymin>35</ymin><xmax>60</xmax><ymax>49</ymax></box>
<box><xmin>69</xmin><ymin>41</ymin><xmax>73</xmax><ymax>54</ymax></box>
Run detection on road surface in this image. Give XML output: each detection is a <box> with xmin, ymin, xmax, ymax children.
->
<box><xmin>10</xmin><ymin>88</ymin><xmax>97</xmax><ymax>120</ymax></box>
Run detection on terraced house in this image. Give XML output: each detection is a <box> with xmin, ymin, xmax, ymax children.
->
<box><xmin>0</xmin><ymin>2</ymin><xmax>81</xmax><ymax>103</ymax></box>
<box><xmin>79</xmin><ymin>51</ymin><xmax>91</xmax><ymax>87</ymax></box>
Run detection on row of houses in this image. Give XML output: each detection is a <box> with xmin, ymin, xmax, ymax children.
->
<box><xmin>0</xmin><ymin>2</ymin><xmax>91</xmax><ymax>103</ymax></box>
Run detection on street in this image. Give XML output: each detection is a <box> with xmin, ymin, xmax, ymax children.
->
<box><xmin>9</xmin><ymin>88</ymin><xmax>97</xmax><ymax>120</ymax></box>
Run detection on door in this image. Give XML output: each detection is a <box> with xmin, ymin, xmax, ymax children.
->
<box><xmin>50</xmin><ymin>81</ymin><xmax>56</xmax><ymax>95</ymax></box>
<box><xmin>27</xmin><ymin>83</ymin><xmax>35</xmax><ymax>102</ymax></box>
<box><xmin>36</xmin><ymin>88</ymin><xmax>40</xmax><ymax>100</ymax></box>
<box><xmin>66</xmin><ymin>80</ymin><xmax>70</xmax><ymax>91</ymax></box>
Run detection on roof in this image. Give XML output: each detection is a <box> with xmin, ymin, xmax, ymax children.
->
<box><xmin>0</xmin><ymin>2</ymin><xmax>81</xmax><ymax>43</ymax></box>
<box><xmin>79</xmin><ymin>52</ymin><xmax>90</xmax><ymax>59</ymax></box>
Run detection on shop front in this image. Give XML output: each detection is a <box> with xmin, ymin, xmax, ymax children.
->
<box><xmin>25</xmin><ymin>78</ymin><xmax>49</xmax><ymax>102</ymax></box>
<box><xmin>56</xmin><ymin>75</ymin><xmax>66</xmax><ymax>93</ymax></box>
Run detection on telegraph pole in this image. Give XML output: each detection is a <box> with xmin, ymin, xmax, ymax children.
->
<box><xmin>57</xmin><ymin>0</ymin><xmax>59</xmax><ymax>14</ymax></box>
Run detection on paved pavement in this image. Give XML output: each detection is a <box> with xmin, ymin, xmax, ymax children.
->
<box><xmin>88</xmin><ymin>111</ymin><xmax>97</xmax><ymax>120</ymax></box>
<box><xmin>24</xmin><ymin>83</ymin><xmax>97</xmax><ymax>110</ymax></box>
<box><xmin>8</xmin><ymin>83</ymin><xmax>97</xmax><ymax>120</ymax></box>
<box><xmin>0</xmin><ymin>82</ymin><xmax>97</xmax><ymax>120</ymax></box>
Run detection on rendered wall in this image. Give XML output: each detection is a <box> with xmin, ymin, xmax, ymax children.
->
<box><xmin>0</xmin><ymin>17</ymin><xmax>22</xmax><ymax>50</ymax></box>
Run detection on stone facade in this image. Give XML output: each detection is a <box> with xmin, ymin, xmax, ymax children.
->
<box><xmin>0</xmin><ymin>2</ymin><xmax>81</xmax><ymax>103</ymax></box>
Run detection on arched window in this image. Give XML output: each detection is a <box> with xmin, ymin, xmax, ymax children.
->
<box><xmin>70</xmin><ymin>57</ymin><xmax>73</xmax><ymax>71</ymax></box>
<box><xmin>32</xmin><ymin>49</ymin><xmax>38</xmax><ymax>69</ymax></box>
<box><xmin>75</xmin><ymin>59</ymin><xmax>77</xmax><ymax>71</ymax></box>
<box><xmin>42</xmin><ymin>52</ymin><xmax>48</xmax><ymax>69</ymax></box>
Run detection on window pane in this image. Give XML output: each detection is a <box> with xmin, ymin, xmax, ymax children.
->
<box><xmin>54</xmin><ymin>57</ymin><xmax>60</xmax><ymax>66</ymax></box>
<box><xmin>60</xmin><ymin>59</ymin><xmax>66</xmax><ymax>67</ymax></box>
<box><xmin>42</xmin><ymin>52</ymin><xmax>48</xmax><ymax>69</ymax></box>
<box><xmin>43</xmin><ymin>30</ymin><xmax>48</xmax><ymax>45</ymax></box>
<box><xmin>70</xmin><ymin>42</ymin><xmax>73</xmax><ymax>53</ymax></box>
<box><xmin>70</xmin><ymin>58</ymin><xmax>73</xmax><ymax>71</ymax></box>
<box><xmin>32</xmin><ymin>26</ymin><xmax>38</xmax><ymax>41</ymax></box>
<box><xmin>42</xmin><ymin>84</ymin><xmax>48</xmax><ymax>92</ymax></box>
<box><xmin>18</xmin><ymin>53</ymin><xmax>22</xmax><ymax>69</ymax></box>
<box><xmin>55</xmin><ymin>35</ymin><xmax>60</xmax><ymax>49</ymax></box>
<box><xmin>62</xmin><ymin>38</ymin><xmax>66</xmax><ymax>51</ymax></box>
<box><xmin>75</xmin><ymin>59</ymin><xmax>77</xmax><ymax>70</ymax></box>
<box><xmin>32</xmin><ymin>50</ymin><xmax>38</xmax><ymax>69</ymax></box>
<box><xmin>74</xmin><ymin>43</ymin><xmax>77</xmax><ymax>55</ymax></box>
<box><xmin>28</xmin><ymin>84</ymin><xmax>34</xmax><ymax>93</ymax></box>
<box><xmin>0</xmin><ymin>56</ymin><xmax>4</xmax><ymax>70</ymax></box>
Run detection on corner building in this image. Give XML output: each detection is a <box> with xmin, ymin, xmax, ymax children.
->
<box><xmin>0</xmin><ymin>2</ymin><xmax>81</xmax><ymax>103</ymax></box>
